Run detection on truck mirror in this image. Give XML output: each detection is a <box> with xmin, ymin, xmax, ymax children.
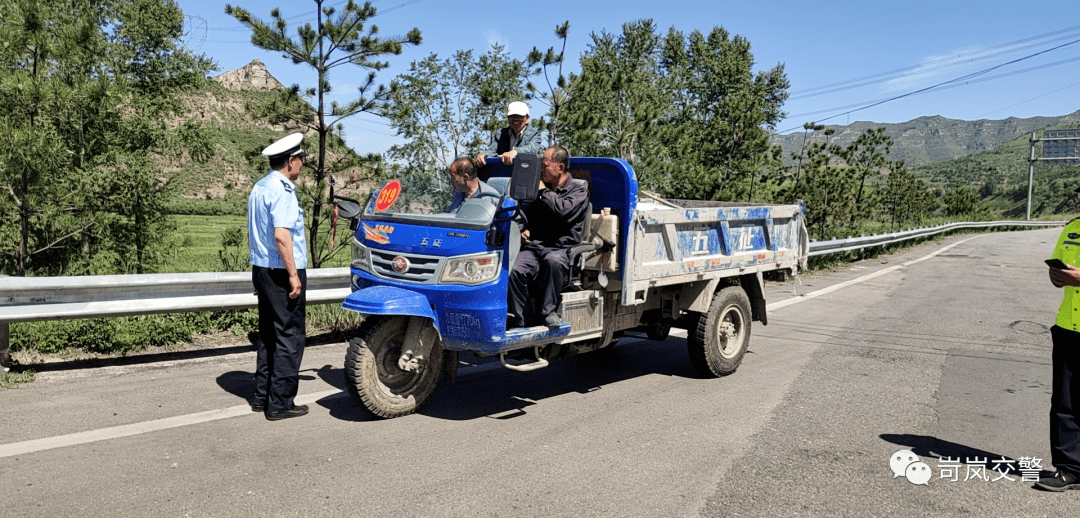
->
<box><xmin>507</xmin><ymin>153</ymin><xmax>540</xmax><ymax>202</ymax></box>
<box><xmin>335</xmin><ymin>197</ymin><xmax>361</xmax><ymax>219</ymax></box>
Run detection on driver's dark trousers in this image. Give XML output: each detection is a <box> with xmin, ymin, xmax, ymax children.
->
<box><xmin>252</xmin><ymin>266</ymin><xmax>307</xmax><ymax>414</ymax></box>
<box><xmin>508</xmin><ymin>247</ymin><xmax>569</xmax><ymax>328</ymax></box>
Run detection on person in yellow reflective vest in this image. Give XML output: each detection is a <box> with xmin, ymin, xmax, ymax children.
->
<box><xmin>1041</xmin><ymin>203</ymin><xmax>1080</xmax><ymax>491</ymax></box>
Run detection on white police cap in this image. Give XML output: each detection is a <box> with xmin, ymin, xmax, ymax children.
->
<box><xmin>261</xmin><ymin>132</ymin><xmax>308</xmax><ymax>159</ymax></box>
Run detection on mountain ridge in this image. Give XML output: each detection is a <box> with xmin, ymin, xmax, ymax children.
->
<box><xmin>771</xmin><ymin>110</ymin><xmax>1080</xmax><ymax>166</ymax></box>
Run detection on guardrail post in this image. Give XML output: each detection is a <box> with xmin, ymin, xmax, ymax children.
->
<box><xmin>1</xmin><ymin>322</ymin><xmax>8</xmax><ymax>374</ymax></box>
<box><xmin>1</xmin><ymin>274</ymin><xmax>7</xmax><ymax>373</ymax></box>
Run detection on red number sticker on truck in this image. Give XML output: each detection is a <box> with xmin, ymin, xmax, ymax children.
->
<box><xmin>375</xmin><ymin>179</ymin><xmax>402</xmax><ymax>212</ymax></box>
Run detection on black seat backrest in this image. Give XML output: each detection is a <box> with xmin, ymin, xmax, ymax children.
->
<box><xmin>571</xmin><ymin>178</ymin><xmax>592</xmax><ymax>240</ymax></box>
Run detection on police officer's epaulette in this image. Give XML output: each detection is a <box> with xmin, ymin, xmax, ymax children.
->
<box><xmin>279</xmin><ymin>179</ymin><xmax>294</xmax><ymax>193</ymax></box>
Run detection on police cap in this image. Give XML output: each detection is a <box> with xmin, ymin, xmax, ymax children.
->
<box><xmin>261</xmin><ymin>133</ymin><xmax>308</xmax><ymax>160</ymax></box>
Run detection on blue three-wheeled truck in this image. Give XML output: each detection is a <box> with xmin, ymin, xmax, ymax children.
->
<box><xmin>334</xmin><ymin>157</ymin><xmax>809</xmax><ymax>418</ymax></box>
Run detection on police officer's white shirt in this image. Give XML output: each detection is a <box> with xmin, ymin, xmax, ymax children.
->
<box><xmin>248</xmin><ymin>170</ymin><xmax>307</xmax><ymax>269</ymax></box>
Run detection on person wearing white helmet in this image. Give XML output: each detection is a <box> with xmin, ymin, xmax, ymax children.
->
<box><xmin>475</xmin><ymin>101</ymin><xmax>543</xmax><ymax>168</ymax></box>
<box><xmin>247</xmin><ymin>132</ymin><xmax>310</xmax><ymax>421</ymax></box>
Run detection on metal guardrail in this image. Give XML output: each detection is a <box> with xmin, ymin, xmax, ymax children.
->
<box><xmin>807</xmin><ymin>220</ymin><xmax>1066</xmax><ymax>257</ymax></box>
<box><xmin>1</xmin><ymin>268</ymin><xmax>353</xmax><ymax>324</ymax></box>
<box><xmin>0</xmin><ymin>219</ymin><xmax>1067</xmax><ymax>370</ymax></box>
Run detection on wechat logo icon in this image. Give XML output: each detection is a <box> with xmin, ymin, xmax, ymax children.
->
<box><xmin>890</xmin><ymin>450</ymin><xmax>931</xmax><ymax>485</ymax></box>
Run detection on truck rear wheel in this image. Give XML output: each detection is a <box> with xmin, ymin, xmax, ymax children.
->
<box><xmin>687</xmin><ymin>286</ymin><xmax>751</xmax><ymax>377</ymax></box>
<box><xmin>344</xmin><ymin>316</ymin><xmax>443</xmax><ymax>419</ymax></box>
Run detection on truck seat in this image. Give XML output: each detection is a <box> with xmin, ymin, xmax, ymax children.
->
<box><xmin>565</xmin><ymin>178</ymin><xmax>597</xmax><ymax>290</ymax></box>
<box><xmin>486</xmin><ymin>177</ymin><xmax>511</xmax><ymax>196</ymax></box>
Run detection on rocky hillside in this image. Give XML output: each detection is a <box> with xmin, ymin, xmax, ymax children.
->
<box><xmin>771</xmin><ymin>111</ymin><xmax>1080</xmax><ymax>167</ymax></box>
<box><xmin>162</xmin><ymin>60</ymin><xmax>371</xmax><ymax>215</ymax></box>
<box><xmin>211</xmin><ymin>59</ymin><xmax>285</xmax><ymax>92</ymax></box>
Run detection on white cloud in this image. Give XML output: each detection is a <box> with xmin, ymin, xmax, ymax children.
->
<box><xmin>882</xmin><ymin>45</ymin><xmax>993</xmax><ymax>94</ymax></box>
<box><xmin>486</xmin><ymin>30</ymin><xmax>508</xmax><ymax>50</ymax></box>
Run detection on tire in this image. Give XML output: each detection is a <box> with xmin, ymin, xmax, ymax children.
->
<box><xmin>687</xmin><ymin>286</ymin><xmax>752</xmax><ymax>378</ymax></box>
<box><xmin>344</xmin><ymin>316</ymin><xmax>443</xmax><ymax>419</ymax></box>
<box><xmin>589</xmin><ymin>330</ymin><xmax>624</xmax><ymax>356</ymax></box>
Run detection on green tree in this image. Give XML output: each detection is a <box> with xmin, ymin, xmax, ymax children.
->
<box><xmin>525</xmin><ymin>21</ymin><xmax>572</xmax><ymax>146</ymax></box>
<box><xmin>384</xmin><ymin>45</ymin><xmax>527</xmax><ymax>183</ymax></box>
<box><xmin>788</xmin><ymin>123</ymin><xmax>825</xmax><ymax>200</ymax></box>
<box><xmin>883</xmin><ymin>162</ymin><xmax>936</xmax><ymax>228</ymax></box>
<box><xmin>225</xmin><ymin>0</ymin><xmax>420</xmax><ymax>268</ymax></box>
<box><xmin>561</xmin><ymin>20</ymin><xmax>666</xmax><ymax>184</ymax></box>
<box><xmin>836</xmin><ymin>127</ymin><xmax>891</xmax><ymax>226</ymax></box>
<box><xmin>943</xmin><ymin>186</ymin><xmax>981</xmax><ymax>217</ymax></box>
<box><xmin>0</xmin><ymin>0</ymin><xmax>214</xmax><ymax>276</ymax></box>
<box><xmin>560</xmin><ymin>21</ymin><xmax>789</xmax><ymax>200</ymax></box>
<box><xmin>660</xmin><ymin>26</ymin><xmax>789</xmax><ymax>201</ymax></box>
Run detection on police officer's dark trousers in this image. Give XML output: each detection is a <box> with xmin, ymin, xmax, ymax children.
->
<box><xmin>1051</xmin><ymin>325</ymin><xmax>1080</xmax><ymax>476</ymax></box>
<box><xmin>253</xmin><ymin>266</ymin><xmax>307</xmax><ymax>413</ymax></box>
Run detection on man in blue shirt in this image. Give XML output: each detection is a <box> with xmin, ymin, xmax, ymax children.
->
<box><xmin>247</xmin><ymin>133</ymin><xmax>310</xmax><ymax>421</ymax></box>
<box><xmin>446</xmin><ymin>157</ymin><xmax>499</xmax><ymax>214</ymax></box>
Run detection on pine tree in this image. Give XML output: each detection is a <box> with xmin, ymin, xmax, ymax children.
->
<box><xmin>226</xmin><ymin>0</ymin><xmax>420</xmax><ymax>268</ymax></box>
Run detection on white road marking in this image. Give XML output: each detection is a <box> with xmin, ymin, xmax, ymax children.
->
<box><xmin>0</xmin><ymin>235</ymin><xmax>987</xmax><ymax>458</ymax></box>
<box><xmin>0</xmin><ymin>389</ymin><xmax>343</xmax><ymax>458</ymax></box>
<box><xmin>766</xmin><ymin>235</ymin><xmax>985</xmax><ymax>312</ymax></box>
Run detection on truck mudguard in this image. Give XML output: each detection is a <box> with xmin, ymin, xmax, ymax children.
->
<box><xmin>342</xmin><ymin>285</ymin><xmax>439</xmax><ymax>327</ymax></box>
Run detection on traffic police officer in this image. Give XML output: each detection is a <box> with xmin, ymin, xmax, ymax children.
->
<box><xmin>248</xmin><ymin>132</ymin><xmax>309</xmax><ymax>421</ymax></box>
<box><xmin>1041</xmin><ymin>188</ymin><xmax>1080</xmax><ymax>490</ymax></box>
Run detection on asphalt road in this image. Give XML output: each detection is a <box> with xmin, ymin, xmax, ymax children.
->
<box><xmin>1</xmin><ymin>229</ymin><xmax>1074</xmax><ymax>517</ymax></box>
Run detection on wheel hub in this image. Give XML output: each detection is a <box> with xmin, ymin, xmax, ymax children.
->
<box><xmin>376</xmin><ymin>345</ymin><xmax>422</xmax><ymax>392</ymax></box>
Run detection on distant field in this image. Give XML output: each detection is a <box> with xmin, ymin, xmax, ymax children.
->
<box><xmin>163</xmin><ymin>215</ymin><xmax>247</xmax><ymax>273</ymax></box>
<box><xmin>164</xmin><ymin>214</ymin><xmax>352</xmax><ymax>273</ymax></box>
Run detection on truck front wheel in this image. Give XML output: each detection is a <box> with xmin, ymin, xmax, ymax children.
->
<box><xmin>344</xmin><ymin>316</ymin><xmax>443</xmax><ymax>418</ymax></box>
<box><xmin>687</xmin><ymin>286</ymin><xmax>751</xmax><ymax>377</ymax></box>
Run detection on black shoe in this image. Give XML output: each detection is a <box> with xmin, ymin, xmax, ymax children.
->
<box><xmin>265</xmin><ymin>404</ymin><xmax>309</xmax><ymax>421</ymax></box>
<box><xmin>543</xmin><ymin>313</ymin><xmax>563</xmax><ymax>327</ymax></box>
<box><xmin>1035</xmin><ymin>470</ymin><xmax>1080</xmax><ymax>491</ymax></box>
<box><xmin>250</xmin><ymin>401</ymin><xmax>266</xmax><ymax>413</ymax></box>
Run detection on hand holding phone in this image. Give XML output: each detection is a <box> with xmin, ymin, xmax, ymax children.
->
<box><xmin>1047</xmin><ymin>258</ymin><xmax>1069</xmax><ymax>269</ymax></box>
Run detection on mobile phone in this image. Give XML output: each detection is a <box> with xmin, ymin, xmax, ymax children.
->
<box><xmin>1046</xmin><ymin>258</ymin><xmax>1069</xmax><ymax>269</ymax></box>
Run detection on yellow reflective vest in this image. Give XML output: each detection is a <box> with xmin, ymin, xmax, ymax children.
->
<box><xmin>1054</xmin><ymin>218</ymin><xmax>1080</xmax><ymax>330</ymax></box>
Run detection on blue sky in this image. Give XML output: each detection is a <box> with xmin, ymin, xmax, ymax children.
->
<box><xmin>179</xmin><ymin>0</ymin><xmax>1080</xmax><ymax>155</ymax></box>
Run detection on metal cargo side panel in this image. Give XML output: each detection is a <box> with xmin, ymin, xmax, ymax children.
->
<box><xmin>622</xmin><ymin>203</ymin><xmax>803</xmax><ymax>306</ymax></box>
<box><xmin>560</xmin><ymin>290</ymin><xmax>603</xmax><ymax>340</ymax></box>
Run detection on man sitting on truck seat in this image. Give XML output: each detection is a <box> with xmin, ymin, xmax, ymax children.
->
<box><xmin>507</xmin><ymin>146</ymin><xmax>590</xmax><ymax>328</ymax></box>
<box><xmin>446</xmin><ymin>157</ymin><xmax>499</xmax><ymax>214</ymax></box>
<box><xmin>475</xmin><ymin>101</ymin><xmax>543</xmax><ymax>170</ymax></box>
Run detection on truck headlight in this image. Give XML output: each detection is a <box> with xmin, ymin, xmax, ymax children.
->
<box><xmin>351</xmin><ymin>237</ymin><xmax>372</xmax><ymax>273</ymax></box>
<box><xmin>441</xmin><ymin>252</ymin><xmax>500</xmax><ymax>285</ymax></box>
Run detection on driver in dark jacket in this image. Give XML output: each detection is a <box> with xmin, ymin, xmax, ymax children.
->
<box><xmin>507</xmin><ymin>146</ymin><xmax>589</xmax><ymax>328</ymax></box>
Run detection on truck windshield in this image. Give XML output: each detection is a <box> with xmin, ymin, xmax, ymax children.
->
<box><xmin>360</xmin><ymin>178</ymin><xmax>501</xmax><ymax>230</ymax></box>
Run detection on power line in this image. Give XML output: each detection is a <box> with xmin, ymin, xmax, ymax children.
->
<box><xmin>785</xmin><ymin>54</ymin><xmax>1080</xmax><ymax>120</ymax></box>
<box><xmin>778</xmin><ymin>36</ymin><xmax>1080</xmax><ymax>133</ymax></box>
<box><xmin>975</xmin><ymin>81</ymin><xmax>1080</xmax><ymax>120</ymax></box>
<box><xmin>789</xmin><ymin>24</ymin><xmax>1080</xmax><ymax>99</ymax></box>
<box><xmin>208</xmin><ymin>0</ymin><xmax>420</xmax><ymax>32</ymax></box>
